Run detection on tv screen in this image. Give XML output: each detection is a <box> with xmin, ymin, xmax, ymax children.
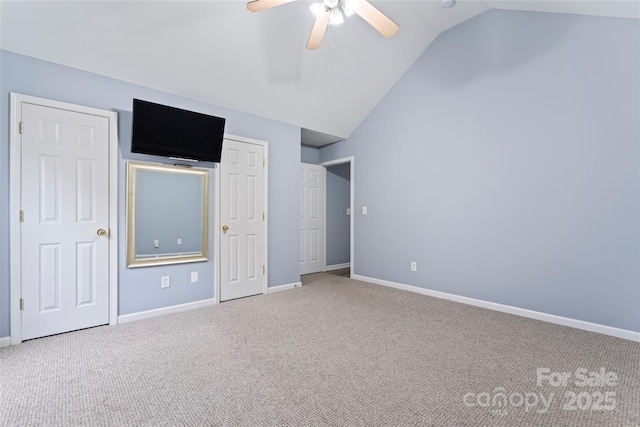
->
<box><xmin>131</xmin><ymin>99</ymin><xmax>226</xmax><ymax>163</ymax></box>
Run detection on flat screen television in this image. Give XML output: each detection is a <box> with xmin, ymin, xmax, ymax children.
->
<box><xmin>131</xmin><ymin>99</ymin><xmax>226</xmax><ymax>163</ymax></box>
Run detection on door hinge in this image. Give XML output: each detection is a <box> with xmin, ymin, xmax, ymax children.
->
<box><xmin>19</xmin><ymin>121</ymin><xmax>24</xmax><ymax>134</ymax></box>
<box><xmin>262</xmin><ymin>265</ymin><xmax>265</xmax><ymax>275</ymax></box>
<box><xmin>19</xmin><ymin>210</ymin><xmax>24</xmax><ymax>222</ymax></box>
<box><xmin>263</xmin><ymin>158</ymin><xmax>265</xmax><ymax>167</ymax></box>
<box><xmin>262</xmin><ymin>212</ymin><xmax>265</xmax><ymax>221</ymax></box>
<box><xmin>20</xmin><ymin>298</ymin><xmax>24</xmax><ymax>310</ymax></box>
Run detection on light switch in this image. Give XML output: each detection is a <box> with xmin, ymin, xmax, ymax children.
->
<box><xmin>362</xmin><ymin>206</ymin><xmax>368</xmax><ymax>215</ymax></box>
<box><xmin>346</xmin><ymin>208</ymin><xmax>351</xmax><ymax>216</ymax></box>
<box><xmin>177</xmin><ymin>238</ymin><xmax>182</xmax><ymax>245</ymax></box>
<box><xmin>191</xmin><ymin>272</ymin><xmax>198</xmax><ymax>283</ymax></box>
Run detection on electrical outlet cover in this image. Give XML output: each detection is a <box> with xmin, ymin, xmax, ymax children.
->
<box><xmin>161</xmin><ymin>275</ymin><xmax>171</xmax><ymax>288</ymax></box>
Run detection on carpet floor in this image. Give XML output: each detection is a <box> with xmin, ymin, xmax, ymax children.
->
<box><xmin>324</xmin><ymin>267</ymin><xmax>350</xmax><ymax>278</ymax></box>
<box><xmin>1</xmin><ymin>273</ymin><xmax>638</xmax><ymax>426</ymax></box>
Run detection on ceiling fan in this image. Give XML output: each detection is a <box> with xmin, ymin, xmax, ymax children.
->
<box><xmin>247</xmin><ymin>0</ymin><xmax>399</xmax><ymax>50</ymax></box>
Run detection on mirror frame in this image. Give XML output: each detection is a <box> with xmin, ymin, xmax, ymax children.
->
<box><xmin>126</xmin><ymin>161</ymin><xmax>209</xmax><ymax>268</ymax></box>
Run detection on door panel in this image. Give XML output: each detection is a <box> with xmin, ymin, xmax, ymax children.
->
<box><xmin>300</xmin><ymin>163</ymin><xmax>325</xmax><ymax>275</ymax></box>
<box><xmin>76</xmin><ymin>159</ymin><xmax>96</xmax><ymax>222</ymax></box>
<box><xmin>39</xmin><ymin>244</ymin><xmax>61</xmax><ymax>312</ymax></box>
<box><xmin>21</xmin><ymin>103</ymin><xmax>110</xmax><ymax>340</ymax></box>
<box><xmin>220</xmin><ymin>139</ymin><xmax>265</xmax><ymax>301</ymax></box>
<box><xmin>76</xmin><ymin>241</ymin><xmax>96</xmax><ymax>306</ymax></box>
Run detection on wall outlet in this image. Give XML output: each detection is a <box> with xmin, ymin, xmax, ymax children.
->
<box><xmin>346</xmin><ymin>208</ymin><xmax>351</xmax><ymax>216</ymax></box>
<box><xmin>362</xmin><ymin>206</ymin><xmax>368</xmax><ymax>215</ymax></box>
<box><xmin>154</xmin><ymin>239</ymin><xmax>159</xmax><ymax>248</ymax></box>
<box><xmin>177</xmin><ymin>238</ymin><xmax>182</xmax><ymax>245</ymax></box>
<box><xmin>411</xmin><ymin>262</ymin><xmax>417</xmax><ymax>272</ymax></box>
<box><xmin>161</xmin><ymin>275</ymin><xmax>171</xmax><ymax>288</ymax></box>
<box><xmin>191</xmin><ymin>271</ymin><xmax>198</xmax><ymax>283</ymax></box>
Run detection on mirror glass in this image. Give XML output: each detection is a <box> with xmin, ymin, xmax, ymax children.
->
<box><xmin>127</xmin><ymin>161</ymin><xmax>209</xmax><ymax>268</ymax></box>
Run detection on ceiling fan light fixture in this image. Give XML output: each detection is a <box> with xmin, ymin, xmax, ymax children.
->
<box><xmin>310</xmin><ymin>1</ymin><xmax>327</xmax><ymax>18</ymax></box>
<box><xmin>329</xmin><ymin>7</ymin><xmax>344</xmax><ymax>25</ymax></box>
<box><xmin>248</xmin><ymin>0</ymin><xmax>399</xmax><ymax>50</ymax></box>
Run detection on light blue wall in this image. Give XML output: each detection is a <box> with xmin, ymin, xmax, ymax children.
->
<box><xmin>301</xmin><ymin>145</ymin><xmax>320</xmax><ymax>164</ymax></box>
<box><xmin>326</xmin><ymin>163</ymin><xmax>350</xmax><ymax>266</ymax></box>
<box><xmin>116</xmin><ymin>110</ymin><xmax>218</xmax><ymax>315</ymax></box>
<box><xmin>320</xmin><ymin>10</ymin><xmax>640</xmax><ymax>332</ymax></box>
<box><xmin>0</xmin><ymin>50</ymin><xmax>301</xmax><ymax>335</ymax></box>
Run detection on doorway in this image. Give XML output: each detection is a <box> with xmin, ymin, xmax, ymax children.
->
<box><xmin>9</xmin><ymin>93</ymin><xmax>118</xmax><ymax>344</ymax></box>
<box><xmin>217</xmin><ymin>135</ymin><xmax>268</xmax><ymax>302</ymax></box>
<box><xmin>320</xmin><ymin>157</ymin><xmax>354</xmax><ymax>278</ymax></box>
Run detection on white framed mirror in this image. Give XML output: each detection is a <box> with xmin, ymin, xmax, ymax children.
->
<box><xmin>126</xmin><ymin>161</ymin><xmax>209</xmax><ymax>268</ymax></box>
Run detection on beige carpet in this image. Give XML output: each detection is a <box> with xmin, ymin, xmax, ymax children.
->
<box><xmin>1</xmin><ymin>273</ymin><xmax>638</xmax><ymax>426</ymax></box>
<box><xmin>325</xmin><ymin>267</ymin><xmax>350</xmax><ymax>278</ymax></box>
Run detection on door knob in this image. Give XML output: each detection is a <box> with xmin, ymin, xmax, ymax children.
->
<box><xmin>222</xmin><ymin>225</ymin><xmax>229</xmax><ymax>232</ymax></box>
<box><xmin>97</xmin><ymin>228</ymin><xmax>106</xmax><ymax>236</ymax></box>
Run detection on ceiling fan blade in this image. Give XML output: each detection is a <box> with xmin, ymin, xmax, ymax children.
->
<box><xmin>247</xmin><ymin>0</ymin><xmax>296</xmax><ymax>13</ymax></box>
<box><xmin>306</xmin><ymin>10</ymin><xmax>330</xmax><ymax>50</ymax></box>
<box><xmin>355</xmin><ymin>0</ymin><xmax>399</xmax><ymax>38</ymax></box>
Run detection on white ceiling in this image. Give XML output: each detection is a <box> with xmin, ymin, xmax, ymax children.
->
<box><xmin>1</xmin><ymin>1</ymin><xmax>638</xmax><ymax>146</ymax></box>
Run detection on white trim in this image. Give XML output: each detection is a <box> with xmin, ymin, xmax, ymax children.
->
<box><xmin>353</xmin><ymin>274</ymin><xmax>640</xmax><ymax>342</ymax></box>
<box><xmin>325</xmin><ymin>263</ymin><xmax>350</xmax><ymax>271</ymax></box>
<box><xmin>0</xmin><ymin>337</ymin><xmax>10</xmax><ymax>348</ymax></box>
<box><xmin>263</xmin><ymin>140</ymin><xmax>269</xmax><ymax>295</ymax></box>
<box><xmin>321</xmin><ymin>167</ymin><xmax>326</xmax><ymax>273</ymax></box>
<box><xmin>217</xmin><ymin>134</ymin><xmax>269</xmax><ymax>303</ymax></box>
<box><xmin>107</xmin><ymin>104</ymin><xmax>119</xmax><ymax>326</ymax></box>
<box><xmin>214</xmin><ymin>163</ymin><xmax>221</xmax><ymax>304</ymax></box>
<box><xmin>118</xmin><ymin>298</ymin><xmax>216</xmax><ymax>324</ymax></box>
<box><xmin>320</xmin><ymin>156</ymin><xmax>354</xmax><ymax>278</ymax></box>
<box><xmin>267</xmin><ymin>282</ymin><xmax>302</xmax><ymax>293</ymax></box>
<box><xmin>9</xmin><ymin>93</ymin><xmax>119</xmax><ymax>345</ymax></box>
<box><xmin>9</xmin><ymin>94</ymin><xmax>21</xmax><ymax>345</ymax></box>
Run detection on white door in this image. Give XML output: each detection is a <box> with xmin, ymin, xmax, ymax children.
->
<box><xmin>300</xmin><ymin>163</ymin><xmax>325</xmax><ymax>275</ymax></box>
<box><xmin>21</xmin><ymin>103</ymin><xmax>110</xmax><ymax>340</ymax></box>
<box><xmin>219</xmin><ymin>138</ymin><xmax>266</xmax><ymax>301</ymax></box>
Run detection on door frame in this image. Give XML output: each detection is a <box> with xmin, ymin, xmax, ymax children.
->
<box><xmin>320</xmin><ymin>156</ymin><xmax>354</xmax><ymax>277</ymax></box>
<box><xmin>9</xmin><ymin>93</ymin><xmax>119</xmax><ymax>345</ymax></box>
<box><xmin>215</xmin><ymin>134</ymin><xmax>269</xmax><ymax>304</ymax></box>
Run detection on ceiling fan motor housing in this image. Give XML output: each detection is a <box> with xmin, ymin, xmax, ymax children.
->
<box><xmin>316</xmin><ymin>0</ymin><xmax>359</xmax><ymax>15</ymax></box>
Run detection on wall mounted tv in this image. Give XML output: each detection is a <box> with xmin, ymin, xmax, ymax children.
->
<box><xmin>131</xmin><ymin>99</ymin><xmax>226</xmax><ymax>163</ymax></box>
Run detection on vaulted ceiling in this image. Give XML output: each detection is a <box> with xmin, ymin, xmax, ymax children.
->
<box><xmin>1</xmin><ymin>1</ymin><xmax>638</xmax><ymax>146</ymax></box>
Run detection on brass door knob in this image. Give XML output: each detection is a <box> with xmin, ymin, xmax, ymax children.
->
<box><xmin>222</xmin><ymin>225</ymin><xmax>229</xmax><ymax>232</ymax></box>
<box><xmin>97</xmin><ymin>228</ymin><xmax>106</xmax><ymax>236</ymax></box>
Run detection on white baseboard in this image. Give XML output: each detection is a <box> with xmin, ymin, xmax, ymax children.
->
<box><xmin>267</xmin><ymin>282</ymin><xmax>302</xmax><ymax>293</ymax></box>
<box><xmin>352</xmin><ymin>274</ymin><xmax>640</xmax><ymax>343</ymax></box>
<box><xmin>325</xmin><ymin>263</ymin><xmax>350</xmax><ymax>272</ymax></box>
<box><xmin>118</xmin><ymin>298</ymin><xmax>216</xmax><ymax>324</ymax></box>
<box><xmin>0</xmin><ymin>336</ymin><xmax>10</xmax><ymax>348</ymax></box>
